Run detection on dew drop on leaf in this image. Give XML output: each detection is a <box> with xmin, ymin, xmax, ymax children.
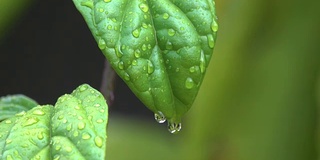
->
<box><xmin>199</xmin><ymin>50</ymin><xmax>206</xmax><ymax>73</ymax></box>
<box><xmin>211</xmin><ymin>20</ymin><xmax>218</xmax><ymax>32</ymax></box>
<box><xmin>154</xmin><ymin>111</ymin><xmax>166</xmax><ymax>123</ymax></box>
<box><xmin>139</xmin><ymin>3</ymin><xmax>149</xmax><ymax>13</ymax></box>
<box><xmin>147</xmin><ymin>60</ymin><xmax>154</xmax><ymax>74</ymax></box>
<box><xmin>22</xmin><ymin>117</ymin><xmax>39</xmax><ymax>127</ymax></box>
<box><xmin>118</xmin><ymin>61</ymin><xmax>124</xmax><ymax>70</ymax></box>
<box><xmin>77</xmin><ymin>121</ymin><xmax>86</xmax><ymax>130</ymax></box>
<box><xmin>98</xmin><ymin>38</ymin><xmax>106</xmax><ymax>50</ymax></box>
<box><xmin>132</xmin><ymin>29</ymin><xmax>140</xmax><ymax>38</ymax></box>
<box><xmin>33</xmin><ymin>109</ymin><xmax>45</xmax><ymax>116</ymax></box>
<box><xmin>5</xmin><ymin>120</ymin><xmax>12</xmax><ymax>124</ymax></box>
<box><xmin>37</xmin><ymin>132</ymin><xmax>44</xmax><ymax>140</ymax></box>
<box><xmin>185</xmin><ymin>77</ymin><xmax>195</xmax><ymax>89</ymax></box>
<box><xmin>207</xmin><ymin>34</ymin><xmax>215</xmax><ymax>48</ymax></box>
<box><xmin>163</xmin><ymin>13</ymin><xmax>170</xmax><ymax>19</ymax></box>
<box><xmin>96</xmin><ymin>119</ymin><xmax>104</xmax><ymax>123</ymax></box>
<box><xmin>94</xmin><ymin>136</ymin><xmax>103</xmax><ymax>148</ymax></box>
<box><xmin>168</xmin><ymin>28</ymin><xmax>176</xmax><ymax>36</ymax></box>
<box><xmin>134</xmin><ymin>49</ymin><xmax>141</xmax><ymax>58</ymax></box>
<box><xmin>82</xmin><ymin>133</ymin><xmax>91</xmax><ymax>140</ymax></box>
<box><xmin>104</xmin><ymin>0</ymin><xmax>111</xmax><ymax>3</ymax></box>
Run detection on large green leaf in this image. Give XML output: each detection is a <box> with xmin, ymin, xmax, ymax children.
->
<box><xmin>0</xmin><ymin>94</ymin><xmax>38</xmax><ymax>121</ymax></box>
<box><xmin>0</xmin><ymin>84</ymin><xmax>108</xmax><ymax>159</ymax></box>
<box><xmin>73</xmin><ymin>0</ymin><xmax>218</xmax><ymax>132</ymax></box>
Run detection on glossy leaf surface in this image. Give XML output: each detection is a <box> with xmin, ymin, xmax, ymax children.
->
<box><xmin>73</xmin><ymin>0</ymin><xmax>218</xmax><ymax>124</ymax></box>
<box><xmin>0</xmin><ymin>94</ymin><xmax>38</xmax><ymax>122</ymax></box>
<box><xmin>0</xmin><ymin>84</ymin><xmax>108</xmax><ymax>159</ymax></box>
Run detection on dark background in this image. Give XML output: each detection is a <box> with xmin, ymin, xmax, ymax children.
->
<box><xmin>0</xmin><ymin>0</ymin><xmax>151</xmax><ymax>118</ymax></box>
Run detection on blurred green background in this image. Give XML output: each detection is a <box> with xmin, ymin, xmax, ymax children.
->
<box><xmin>0</xmin><ymin>0</ymin><xmax>319</xmax><ymax>160</ymax></box>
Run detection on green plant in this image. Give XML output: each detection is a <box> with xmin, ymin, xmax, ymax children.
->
<box><xmin>0</xmin><ymin>0</ymin><xmax>218</xmax><ymax>159</ymax></box>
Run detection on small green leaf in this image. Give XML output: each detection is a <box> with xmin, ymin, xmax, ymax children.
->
<box><xmin>0</xmin><ymin>94</ymin><xmax>38</xmax><ymax>121</ymax></box>
<box><xmin>0</xmin><ymin>84</ymin><xmax>108</xmax><ymax>159</ymax></box>
<box><xmin>73</xmin><ymin>0</ymin><xmax>218</xmax><ymax>129</ymax></box>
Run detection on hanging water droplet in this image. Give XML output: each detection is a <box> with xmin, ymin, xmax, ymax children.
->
<box><xmin>118</xmin><ymin>61</ymin><xmax>124</xmax><ymax>70</ymax></box>
<box><xmin>199</xmin><ymin>50</ymin><xmax>206</xmax><ymax>73</ymax></box>
<box><xmin>82</xmin><ymin>133</ymin><xmax>91</xmax><ymax>140</ymax></box>
<box><xmin>94</xmin><ymin>136</ymin><xmax>103</xmax><ymax>148</ymax></box>
<box><xmin>33</xmin><ymin>109</ymin><xmax>45</xmax><ymax>116</ymax></box>
<box><xmin>211</xmin><ymin>20</ymin><xmax>218</xmax><ymax>32</ymax></box>
<box><xmin>98</xmin><ymin>38</ymin><xmax>106</xmax><ymax>50</ymax></box>
<box><xmin>22</xmin><ymin>117</ymin><xmax>39</xmax><ymax>127</ymax></box>
<box><xmin>167</xmin><ymin>122</ymin><xmax>182</xmax><ymax>134</ymax></box>
<box><xmin>168</xmin><ymin>28</ymin><xmax>176</xmax><ymax>36</ymax></box>
<box><xmin>154</xmin><ymin>112</ymin><xmax>166</xmax><ymax>123</ymax></box>
<box><xmin>139</xmin><ymin>3</ymin><xmax>149</xmax><ymax>12</ymax></box>
<box><xmin>77</xmin><ymin>121</ymin><xmax>86</xmax><ymax>130</ymax></box>
<box><xmin>163</xmin><ymin>13</ymin><xmax>170</xmax><ymax>19</ymax></box>
<box><xmin>165</xmin><ymin>41</ymin><xmax>173</xmax><ymax>50</ymax></box>
<box><xmin>185</xmin><ymin>77</ymin><xmax>195</xmax><ymax>89</ymax></box>
<box><xmin>147</xmin><ymin>60</ymin><xmax>154</xmax><ymax>74</ymax></box>
<box><xmin>207</xmin><ymin>34</ymin><xmax>215</xmax><ymax>48</ymax></box>
<box><xmin>132</xmin><ymin>29</ymin><xmax>140</xmax><ymax>38</ymax></box>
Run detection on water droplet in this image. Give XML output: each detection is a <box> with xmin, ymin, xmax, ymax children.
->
<box><xmin>147</xmin><ymin>44</ymin><xmax>152</xmax><ymax>49</ymax></box>
<box><xmin>107</xmin><ymin>25</ymin><xmax>112</xmax><ymax>30</ymax></box>
<box><xmin>73</xmin><ymin>131</ymin><xmax>79</xmax><ymax>137</ymax></box>
<box><xmin>98</xmin><ymin>8</ymin><xmax>104</xmax><ymax>13</ymax></box>
<box><xmin>147</xmin><ymin>60</ymin><xmax>154</xmax><ymax>74</ymax></box>
<box><xmin>115</xmin><ymin>47</ymin><xmax>123</xmax><ymax>58</ymax></box>
<box><xmin>124</xmin><ymin>73</ymin><xmax>130</xmax><ymax>81</ymax></box>
<box><xmin>139</xmin><ymin>3</ymin><xmax>149</xmax><ymax>12</ymax></box>
<box><xmin>132</xmin><ymin>60</ymin><xmax>138</xmax><ymax>65</ymax></box>
<box><xmin>55</xmin><ymin>145</ymin><xmax>61</xmax><ymax>151</ymax></box>
<box><xmin>167</xmin><ymin>122</ymin><xmax>182</xmax><ymax>134</ymax></box>
<box><xmin>165</xmin><ymin>59</ymin><xmax>170</xmax><ymax>64</ymax></box>
<box><xmin>132</xmin><ymin>29</ymin><xmax>140</xmax><ymax>38</ymax></box>
<box><xmin>6</xmin><ymin>155</ymin><xmax>13</xmax><ymax>160</ymax></box>
<box><xmin>100</xmin><ymin>109</ymin><xmax>105</xmax><ymax>113</ymax></box>
<box><xmin>37</xmin><ymin>132</ymin><xmax>44</xmax><ymax>140</ymax></box>
<box><xmin>189</xmin><ymin>66</ymin><xmax>196</xmax><ymax>73</ymax></box>
<box><xmin>98</xmin><ymin>38</ymin><xmax>106</xmax><ymax>50</ymax></box>
<box><xmin>142</xmin><ymin>44</ymin><xmax>147</xmax><ymax>51</ymax></box>
<box><xmin>165</xmin><ymin>41</ymin><xmax>173</xmax><ymax>50</ymax></box>
<box><xmin>142</xmin><ymin>23</ymin><xmax>148</xmax><ymax>28</ymax></box>
<box><xmin>5</xmin><ymin>120</ymin><xmax>12</xmax><ymax>124</ymax></box>
<box><xmin>22</xmin><ymin>117</ymin><xmax>39</xmax><ymax>126</ymax></box>
<box><xmin>62</xmin><ymin>119</ymin><xmax>68</xmax><ymax>123</ymax></box>
<box><xmin>118</xmin><ymin>61</ymin><xmax>124</xmax><ymax>70</ymax></box>
<box><xmin>163</xmin><ymin>13</ymin><xmax>169</xmax><ymax>19</ymax></box>
<box><xmin>78</xmin><ymin>122</ymin><xmax>86</xmax><ymax>130</ymax></box>
<box><xmin>66</xmin><ymin>123</ymin><xmax>72</xmax><ymax>131</ymax></box>
<box><xmin>104</xmin><ymin>0</ymin><xmax>111</xmax><ymax>2</ymax></box>
<box><xmin>154</xmin><ymin>112</ymin><xmax>166</xmax><ymax>123</ymax></box>
<box><xmin>58</xmin><ymin>115</ymin><xmax>64</xmax><ymax>120</ymax></box>
<box><xmin>176</xmin><ymin>68</ymin><xmax>180</xmax><ymax>72</ymax></box>
<box><xmin>53</xmin><ymin>155</ymin><xmax>60</xmax><ymax>160</ymax></box>
<box><xmin>79</xmin><ymin>85</ymin><xmax>87</xmax><ymax>91</ymax></box>
<box><xmin>180</xmin><ymin>27</ymin><xmax>185</xmax><ymax>31</ymax></box>
<box><xmin>94</xmin><ymin>103</ymin><xmax>101</xmax><ymax>107</ymax></box>
<box><xmin>134</xmin><ymin>49</ymin><xmax>141</xmax><ymax>58</ymax></box>
<box><xmin>96</xmin><ymin>119</ymin><xmax>104</xmax><ymax>123</ymax></box>
<box><xmin>65</xmin><ymin>146</ymin><xmax>73</xmax><ymax>153</ymax></box>
<box><xmin>15</xmin><ymin>111</ymin><xmax>26</xmax><ymax>117</ymax></box>
<box><xmin>168</xmin><ymin>29</ymin><xmax>176</xmax><ymax>36</ymax></box>
<box><xmin>82</xmin><ymin>133</ymin><xmax>91</xmax><ymax>140</ymax></box>
<box><xmin>207</xmin><ymin>34</ymin><xmax>215</xmax><ymax>48</ymax></box>
<box><xmin>211</xmin><ymin>20</ymin><xmax>218</xmax><ymax>32</ymax></box>
<box><xmin>80</xmin><ymin>1</ymin><xmax>93</xmax><ymax>9</ymax></box>
<box><xmin>6</xmin><ymin>139</ymin><xmax>12</xmax><ymax>144</ymax></box>
<box><xmin>199</xmin><ymin>50</ymin><xmax>206</xmax><ymax>73</ymax></box>
<box><xmin>185</xmin><ymin>77</ymin><xmax>195</xmax><ymax>89</ymax></box>
<box><xmin>94</xmin><ymin>136</ymin><xmax>103</xmax><ymax>148</ymax></box>
<box><xmin>74</xmin><ymin>106</ymin><xmax>80</xmax><ymax>110</ymax></box>
<box><xmin>33</xmin><ymin>109</ymin><xmax>45</xmax><ymax>116</ymax></box>
<box><xmin>111</xmin><ymin>18</ymin><xmax>117</xmax><ymax>22</ymax></box>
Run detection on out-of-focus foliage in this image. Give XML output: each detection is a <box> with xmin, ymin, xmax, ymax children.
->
<box><xmin>0</xmin><ymin>0</ymin><xmax>35</xmax><ymax>42</ymax></box>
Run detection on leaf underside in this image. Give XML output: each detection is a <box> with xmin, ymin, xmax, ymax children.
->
<box><xmin>73</xmin><ymin>0</ymin><xmax>218</xmax><ymax>123</ymax></box>
<box><xmin>0</xmin><ymin>84</ymin><xmax>108</xmax><ymax>160</ymax></box>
